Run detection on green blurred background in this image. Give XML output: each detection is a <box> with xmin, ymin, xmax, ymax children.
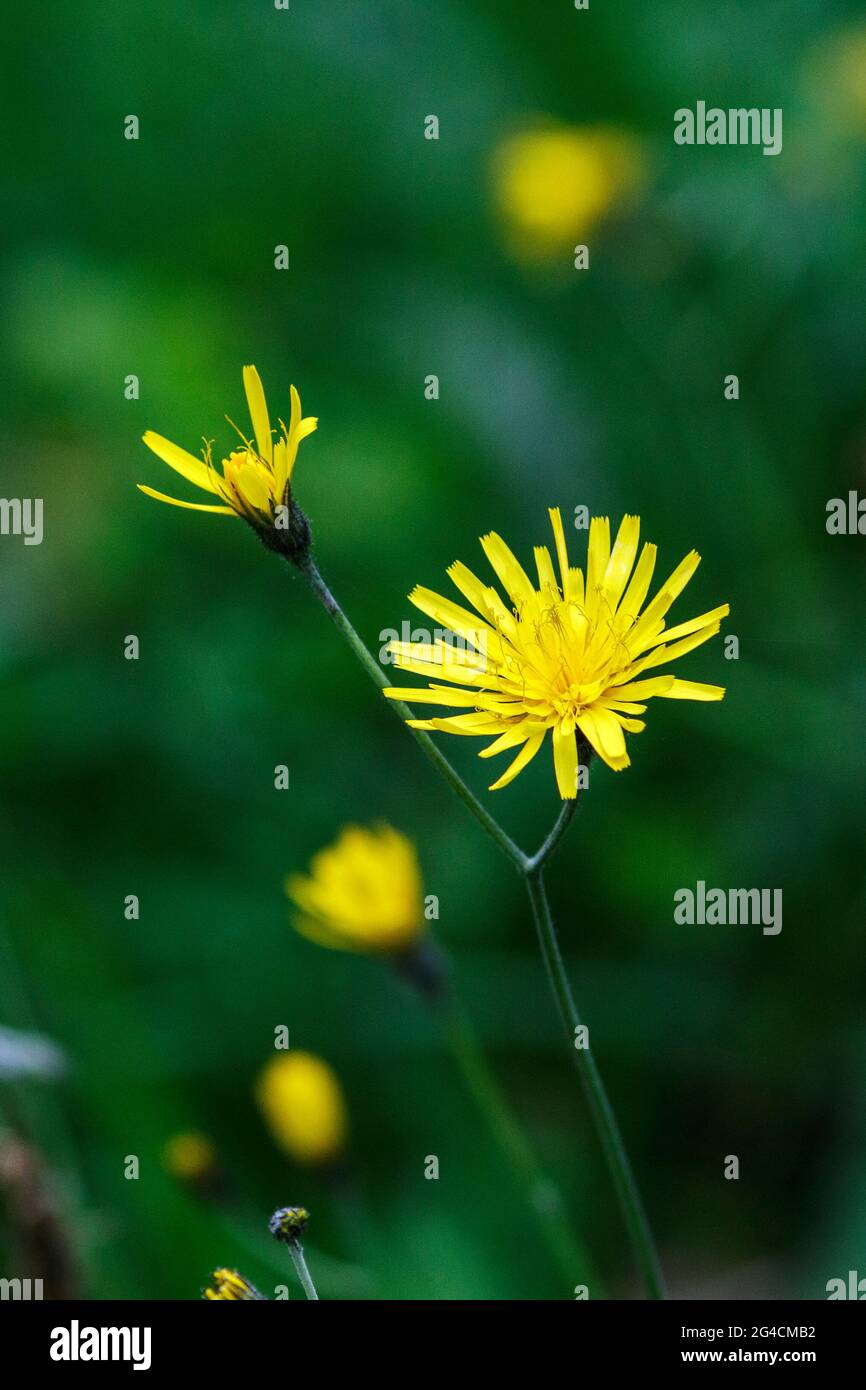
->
<box><xmin>2</xmin><ymin>0</ymin><xmax>866</xmax><ymax>1299</ymax></box>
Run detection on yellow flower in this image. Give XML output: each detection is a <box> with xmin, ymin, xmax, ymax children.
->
<box><xmin>492</xmin><ymin>122</ymin><xmax>645</xmax><ymax>260</ymax></box>
<box><xmin>383</xmin><ymin>511</ymin><xmax>728</xmax><ymax>800</ymax></box>
<box><xmin>162</xmin><ymin>1130</ymin><xmax>216</xmax><ymax>1183</ymax></box>
<box><xmin>256</xmin><ymin>1052</ymin><xmax>348</xmax><ymax>1167</ymax></box>
<box><xmin>804</xmin><ymin>25</ymin><xmax>866</xmax><ymax>135</ymax></box>
<box><xmin>286</xmin><ymin>824</ymin><xmax>424</xmax><ymax>955</ymax></box>
<box><xmin>138</xmin><ymin>365</ymin><xmax>317</xmax><ymax>525</ymax></box>
<box><xmin>203</xmin><ymin>1268</ymin><xmax>266</xmax><ymax>1300</ymax></box>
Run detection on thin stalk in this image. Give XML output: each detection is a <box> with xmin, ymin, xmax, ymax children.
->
<box><xmin>526</xmin><ymin>798</ymin><xmax>577</xmax><ymax>874</ymax></box>
<box><xmin>524</xmin><ymin>870</ymin><xmax>666</xmax><ymax>1300</ymax></box>
<box><xmin>296</xmin><ymin>553</ymin><xmax>527</xmax><ymax>872</ymax></box>
<box><xmin>441</xmin><ymin>1001</ymin><xmax>601</xmax><ymax>1295</ymax></box>
<box><xmin>287</xmin><ymin>1238</ymin><xmax>319</xmax><ymax>1300</ymax></box>
<box><xmin>291</xmin><ymin>547</ymin><xmax>665</xmax><ymax>1299</ymax></box>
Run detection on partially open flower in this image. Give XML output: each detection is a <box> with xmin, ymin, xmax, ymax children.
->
<box><xmin>256</xmin><ymin>1052</ymin><xmax>348</xmax><ymax>1168</ymax></box>
<box><xmin>286</xmin><ymin>824</ymin><xmax>424</xmax><ymax>956</ymax></box>
<box><xmin>202</xmin><ymin>1268</ymin><xmax>267</xmax><ymax>1300</ymax></box>
<box><xmin>138</xmin><ymin>366</ymin><xmax>317</xmax><ymax>554</ymax></box>
<box><xmin>384</xmin><ymin>510</ymin><xmax>728</xmax><ymax>800</ymax></box>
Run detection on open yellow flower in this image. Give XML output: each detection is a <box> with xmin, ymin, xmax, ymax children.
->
<box><xmin>138</xmin><ymin>365</ymin><xmax>317</xmax><ymax>526</ymax></box>
<box><xmin>286</xmin><ymin>824</ymin><xmax>423</xmax><ymax>955</ymax></box>
<box><xmin>383</xmin><ymin>511</ymin><xmax>728</xmax><ymax>800</ymax></box>
<box><xmin>256</xmin><ymin>1052</ymin><xmax>348</xmax><ymax>1167</ymax></box>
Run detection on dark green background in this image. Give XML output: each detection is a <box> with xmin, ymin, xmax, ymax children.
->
<box><xmin>1</xmin><ymin>0</ymin><xmax>865</xmax><ymax>1299</ymax></box>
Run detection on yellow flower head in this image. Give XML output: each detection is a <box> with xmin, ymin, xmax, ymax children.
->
<box><xmin>203</xmin><ymin>1268</ymin><xmax>266</xmax><ymax>1300</ymax></box>
<box><xmin>256</xmin><ymin>1052</ymin><xmax>348</xmax><ymax>1167</ymax></box>
<box><xmin>383</xmin><ymin>511</ymin><xmax>728</xmax><ymax>800</ymax></box>
<box><xmin>286</xmin><ymin>824</ymin><xmax>424</xmax><ymax>955</ymax></box>
<box><xmin>492</xmin><ymin>122</ymin><xmax>645</xmax><ymax>261</ymax></box>
<box><xmin>162</xmin><ymin>1130</ymin><xmax>216</xmax><ymax>1183</ymax></box>
<box><xmin>138</xmin><ymin>365</ymin><xmax>317</xmax><ymax>528</ymax></box>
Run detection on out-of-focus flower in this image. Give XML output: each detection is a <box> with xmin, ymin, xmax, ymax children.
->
<box><xmin>384</xmin><ymin>511</ymin><xmax>728</xmax><ymax>800</ymax></box>
<box><xmin>162</xmin><ymin>1131</ymin><xmax>217</xmax><ymax>1184</ymax></box>
<box><xmin>138</xmin><ymin>366</ymin><xmax>317</xmax><ymax>536</ymax></box>
<box><xmin>804</xmin><ymin>25</ymin><xmax>866</xmax><ymax>135</ymax></box>
<box><xmin>256</xmin><ymin>1052</ymin><xmax>348</xmax><ymax>1167</ymax></box>
<box><xmin>202</xmin><ymin>1267</ymin><xmax>267</xmax><ymax>1300</ymax></box>
<box><xmin>492</xmin><ymin>121</ymin><xmax>646</xmax><ymax>261</ymax></box>
<box><xmin>0</xmin><ymin>1025</ymin><xmax>67</xmax><ymax>1081</ymax></box>
<box><xmin>286</xmin><ymin>824</ymin><xmax>424</xmax><ymax>955</ymax></box>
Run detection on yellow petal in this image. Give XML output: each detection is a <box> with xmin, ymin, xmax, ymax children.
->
<box><xmin>605</xmin><ymin>675</ymin><xmax>675</xmax><ymax>699</ymax></box>
<box><xmin>480</xmin><ymin>532</ymin><xmax>536</xmax><ymax>607</ymax></box>
<box><xmin>552</xmin><ymin>725</ymin><xmax>579</xmax><ymax>798</ymax></box>
<box><xmin>636</xmin><ymin>603</ymin><xmax>730</xmax><ymax>653</ymax></box>
<box><xmin>585</xmin><ymin>515</ymin><xmax>611</xmax><ymax>600</ymax></box>
<box><xmin>629</xmin><ymin>549</ymin><xmax>701</xmax><ymax>646</ymax></box>
<box><xmin>415</xmin><ymin>713</ymin><xmax>505</xmax><ymax>735</ymax></box>
<box><xmin>242</xmin><ymin>365</ymin><xmax>273</xmax><ymax>465</ymax></box>
<box><xmin>288</xmin><ymin>416</ymin><xmax>318</xmax><ymax>457</ymax></box>
<box><xmin>655</xmin><ymin>679</ymin><xmax>726</xmax><ymax>701</ymax></box>
<box><xmin>616</xmin><ymin>542</ymin><xmax>657</xmax><ymax>626</ymax></box>
<box><xmin>137</xmin><ymin>485</ymin><xmax>234</xmax><ymax>514</ymax></box>
<box><xmin>534</xmin><ymin>545</ymin><xmax>558</xmax><ymax>593</ymax></box>
<box><xmin>289</xmin><ymin>382</ymin><xmax>302</xmax><ymax>437</ymax></box>
<box><xmin>479</xmin><ymin>725</ymin><xmax>536</xmax><ymax>759</ymax></box>
<box><xmin>142</xmin><ymin>431</ymin><xmax>218</xmax><ymax>494</ymax></box>
<box><xmin>408</xmin><ymin>586</ymin><xmax>497</xmax><ymax>645</ymax></box>
<box><xmin>603</xmin><ymin>514</ymin><xmax>640</xmax><ymax>611</ymax></box>
<box><xmin>638</xmin><ymin>621</ymin><xmax>722</xmax><ymax>670</ymax></box>
<box><xmin>383</xmin><ymin>686</ymin><xmax>481</xmax><ymax>708</ymax></box>
<box><xmin>614</xmin><ymin>715</ymin><xmax>645</xmax><ymax>733</ymax></box>
<box><xmin>548</xmin><ymin>507</ymin><xmax>572</xmax><ymax>599</ymax></box>
<box><xmin>235</xmin><ymin>461</ymin><xmax>272</xmax><ymax>513</ymax></box>
<box><xmin>272</xmin><ymin>438</ymin><xmax>289</xmax><ymax>498</ymax></box>
<box><xmin>489</xmin><ymin>733</ymin><xmax>545</xmax><ymax>790</ymax></box>
<box><xmin>577</xmin><ymin>707</ymin><xmax>630</xmax><ymax>770</ymax></box>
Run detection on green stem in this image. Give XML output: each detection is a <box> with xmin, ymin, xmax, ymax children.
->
<box><xmin>288</xmin><ymin>1238</ymin><xmax>319</xmax><ymax>1300</ymax></box>
<box><xmin>296</xmin><ymin>554</ymin><xmax>527</xmax><ymax>872</ymax></box>
<box><xmin>441</xmin><ymin>1001</ymin><xmax>601</xmax><ymax>1295</ymax></box>
<box><xmin>524</xmin><ymin>870</ymin><xmax>666</xmax><ymax>1300</ymax></box>
<box><xmin>293</xmin><ymin>547</ymin><xmax>665</xmax><ymax>1299</ymax></box>
<box><xmin>526</xmin><ymin>798</ymin><xmax>577</xmax><ymax>874</ymax></box>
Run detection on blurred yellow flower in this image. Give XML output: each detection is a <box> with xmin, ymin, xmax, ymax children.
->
<box><xmin>492</xmin><ymin>122</ymin><xmax>645</xmax><ymax>260</ymax></box>
<box><xmin>804</xmin><ymin>26</ymin><xmax>866</xmax><ymax>134</ymax></box>
<box><xmin>203</xmin><ymin>1268</ymin><xmax>266</xmax><ymax>1300</ymax></box>
<box><xmin>162</xmin><ymin>1130</ymin><xmax>216</xmax><ymax>1183</ymax></box>
<box><xmin>138</xmin><ymin>365</ymin><xmax>317</xmax><ymax>524</ymax></box>
<box><xmin>256</xmin><ymin>1052</ymin><xmax>348</xmax><ymax>1167</ymax></box>
<box><xmin>286</xmin><ymin>824</ymin><xmax>424</xmax><ymax>955</ymax></box>
<box><xmin>384</xmin><ymin>511</ymin><xmax>728</xmax><ymax>800</ymax></box>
